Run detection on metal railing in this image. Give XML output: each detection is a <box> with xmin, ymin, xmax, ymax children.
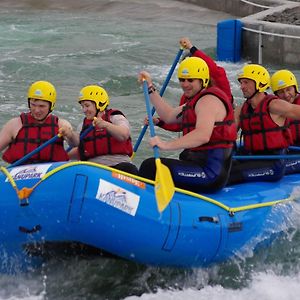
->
<box><xmin>240</xmin><ymin>0</ymin><xmax>273</xmax><ymax>9</ymax></box>
<box><xmin>242</xmin><ymin>25</ymin><xmax>300</xmax><ymax>64</ymax></box>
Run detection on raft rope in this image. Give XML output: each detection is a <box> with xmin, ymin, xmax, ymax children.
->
<box><xmin>176</xmin><ymin>187</ymin><xmax>295</xmax><ymax>216</ymax></box>
<box><xmin>0</xmin><ymin>166</ymin><xmax>35</xmax><ymax>201</ymax></box>
<box><xmin>0</xmin><ymin>162</ymin><xmax>297</xmax><ymax>215</ymax></box>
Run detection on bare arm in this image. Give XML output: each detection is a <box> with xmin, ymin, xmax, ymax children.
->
<box><xmin>94</xmin><ymin>114</ymin><xmax>131</xmax><ymax>142</ymax></box>
<box><xmin>149</xmin><ymin>91</ymin><xmax>183</xmax><ymax>124</ymax></box>
<box><xmin>138</xmin><ymin>71</ymin><xmax>183</xmax><ymax>123</ymax></box>
<box><xmin>150</xmin><ymin>95</ymin><xmax>226</xmax><ymax>150</ymax></box>
<box><xmin>68</xmin><ymin>147</ymin><xmax>79</xmax><ymax>160</ymax></box>
<box><xmin>269</xmin><ymin>98</ymin><xmax>300</xmax><ymax>120</ymax></box>
<box><xmin>0</xmin><ymin>117</ymin><xmax>21</xmax><ymax>152</ymax></box>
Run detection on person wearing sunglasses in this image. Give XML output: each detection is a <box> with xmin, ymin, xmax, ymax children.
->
<box><xmin>138</xmin><ymin>57</ymin><xmax>237</xmax><ymax>193</ymax></box>
<box><xmin>69</xmin><ymin>85</ymin><xmax>138</xmax><ymax>175</ymax></box>
<box><xmin>148</xmin><ymin>37</ymin><xmax>233</xmax><ymax>133</ymax></box>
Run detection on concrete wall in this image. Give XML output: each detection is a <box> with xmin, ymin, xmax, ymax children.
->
<box><xmin>180</xmin><ymin>0</ymin><xmax>300</xmax><ymax>67</ymax></box>
<box><xmin>179</xmin><ymin>0</ymin><xmax>275</xmax><ymax>16</ymax></box>
<box><xmin>242</xmin><ymin>3</ymin><xmax>300</xmax><ymax>66</ymax></box>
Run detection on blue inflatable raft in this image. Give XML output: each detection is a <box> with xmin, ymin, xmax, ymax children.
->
<box><xmin>0</xmin><ymin>161</ymin><xmax>298</xmax><ymax>273</ymax></box>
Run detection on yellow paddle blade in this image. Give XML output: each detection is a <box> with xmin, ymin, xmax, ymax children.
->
<box><xmin>130</xmin><ymin>151</ymin><xmax>136</xmax><ymax>160</ymax></box>
<box><xmin>155</xmin><ymin>158</ymin><xmax>175</xmax><ymax>212</ymax></box>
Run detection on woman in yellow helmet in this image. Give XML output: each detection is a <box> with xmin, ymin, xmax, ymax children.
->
<box><xmin>69</xmin><ymin>85</ymin><xmax>138</xmax><ymax>175</ymax></box>
<box><xmin>228</xmin><ymin>65</ymin><xmax>300</xmax><ymax>185</ymax></box>
<box><xmin>271</xmin><ymin>70</ymin><xmax>299</xmax><ymax>104</ymax></box>
<box><xmin>138</xmin><ymin>57</ymin><xmax>237</xmax><ymax>193</ymax></box>
<box><xmin>271</xmin><ymin>69</ymin><xmax>300</xmax><ymax>174</ymax></box>
<box><xmin>0</xmin><ymin>81</ymin><xmax>77</xmax><ymax>164</ymax></box>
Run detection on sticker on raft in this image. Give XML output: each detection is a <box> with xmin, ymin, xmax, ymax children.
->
<box><xmin>7</xmin><ymin>163</ymin><xmax>52</xmax><ymax>182</ymax></box>
<box><xmin>96</xmin><ymin>179</ymin><xmax>140</xmax><ymax>216</ymax></box>
<box><xmin>112</xmin><ymin>172</ymin><xmax>146</xmax><ymax>189</ymax></box>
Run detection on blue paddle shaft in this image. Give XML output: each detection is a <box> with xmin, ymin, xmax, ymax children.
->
<box><xmin>133</xmin><ymin>48</ymin><xmax>183</xmax><ymax>154</ymax></box>
<box><xmin>66</xmin><ymin>123</ymin><xmax>94</xmax><ymax>152</ymax></box>
<box><xmin>9</xmin><ymin>134</ymin><xmax>60</xmax><ymax>168</ymax></box>
<box><xmin>143</xmin><ymin>80</ymin><xmax>159</xmax><ymax>159</ymax></box>
<box><xmin>289</xmin><ymin>146</ymin><xmax>300</xmax><ymax>152</ymax></box>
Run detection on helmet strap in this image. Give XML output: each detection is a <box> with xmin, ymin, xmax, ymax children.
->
<box><xmin>246</xmin><ymin>89</ymin><xmax>259</xmax><ymax>100</ymax></box>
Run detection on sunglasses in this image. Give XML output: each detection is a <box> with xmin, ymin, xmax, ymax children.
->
<box><xmin>179</xmin><ymin>78</ymin><xmax>194</xmax><ymax>83</ymax></box>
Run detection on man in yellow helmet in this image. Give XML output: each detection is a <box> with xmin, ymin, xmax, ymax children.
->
<box><xmin>147</xmin><ymin>36</ymin><xmax>234</xmax><ymax>132</ymax></box>
<box><xmin>138</xmin><ymin>57</ymin><xmax>237</xmax><ymax>193</ymax></box>
<box><xmin>271</xmin><ymin>69</ymin><xmax>300</xmax><ymax>174</ymax></box>
<box><xmin>68</xmin><ymin>85</ymin><xmax>138</xmax><ymax>175</ymax></box>
<box><xmin>0</xmin><ymin>81</ymin><xmax>77</xmax><ymax>164</ymax></box>
<box><xmin>228</xmin><ymin>65</ymin><xmax>300</xmax><ymax>184</ymax></box>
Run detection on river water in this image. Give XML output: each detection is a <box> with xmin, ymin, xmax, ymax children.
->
<box><xmin>0</xmin><ymin>1</ymin><xmax>300</xmax><ymax>299</ymax></box>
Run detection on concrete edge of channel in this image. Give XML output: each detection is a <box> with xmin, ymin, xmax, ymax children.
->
<box><xmin>179</xmin><ymin>0</ymin><xmax>300</xmax><ymax>67</ymax></box>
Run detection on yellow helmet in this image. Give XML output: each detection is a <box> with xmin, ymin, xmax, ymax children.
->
<box><xmin>78</xmin><ymin>85</ymin><xmax>110</xmax><ymax>111</ymax></box>
<box><xmin>237</xmin><ymin>64</ymin><xmax>270</xmax><ymax>92</ymax></box>
<box><xmin>27</xmin><ymin>81</ymin><xmax>56</xmax><ymax>111</ymax></box>
<box><xmin>270</xmin><ymin>70</ymin><xmax>299</xmax><ymax>93</ymax></box>
<box><xmin>177</xmin><ymin>57</ymin><xmax>210</xmax><ymax>88</ymax></box>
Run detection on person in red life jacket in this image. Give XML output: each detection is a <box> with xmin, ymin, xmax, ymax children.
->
<box><xmin>148</xmin><ymin>37</ymin><xmax>234</xmax><ymax>133</ymax></box>
<box><xmin>228</xmin><ymin>64</ymin><xmax>300</xmax><ymax>185</ymax></box>
<box><xmin>271</xmin><ymin>69</ymin><xmax>300</xmax><ymax>174</ymax></box>
<box><xmin>68</xmin><ymin>85</ymin><xmax>138</xmax><ymax>175</ymax></box>
<box><xmin>138</xmin><ymin>57</ymin><xmax>237</xmax><ymax>193</ymax></box>
<box><xmin>0</xmin><ymin>80</ymin><xmax>77</xmax><ymax>164</ymax></box>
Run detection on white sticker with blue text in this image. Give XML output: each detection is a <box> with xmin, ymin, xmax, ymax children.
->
<box><xmin>96</xmin><ymin>179</ymin><xmax>140</xmax><ymax>216</ymax></box>
<box><xmin>7</xmin><ymin>163</ymin><xmax>52</xmax><ymax>181</ymax></box>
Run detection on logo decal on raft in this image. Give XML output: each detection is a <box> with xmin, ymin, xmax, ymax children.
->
<box><xmin>96</xmin><ymin>179</ymin><xmax>140</xmax><ymax>216</ymax></box>
<box><xmin>247</xmin><ymin>169</ymin><xmax>274</xmax><ymax>177</ymax></box>
<box><xmin>178</xmin><ymin>171</ymin><xmax>206</xmax><ymax>178</ymax></box>
<box><xmin>7</xmin><ymin>163</ymin><xmax>52</xmax><ymax>181</ymax></box>
<box><xmin>112</xmin><ymin>172</ymin><xmax>145</xmax><ymax>189</ymax></box>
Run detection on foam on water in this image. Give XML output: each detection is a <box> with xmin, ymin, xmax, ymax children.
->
<box><xmin>124</xmin><ymin>271</ymin><xmax>300</xmax><ymax>300</ymax></box>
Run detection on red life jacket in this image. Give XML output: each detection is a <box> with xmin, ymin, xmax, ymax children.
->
<box><xmin>240</xmin><ymin>94</ymin><xmax>292</xmax><ymax>152</ymax></box>
<box><xmin>78</xmin><ymin>109</ymin><xmax>133</xmax><ymax>160</ymax></box>
<box><xmin>160</xmin><ymin>49</ymin><xmax>234</xmax><ymax>133</ymax></box>
<box><xmin>2</xmin><ymin>112</ymin><xmax>69</xmax><ymax>163</ymax></box>
<box><xmin>289</xmin><ymin>94</ymin><xmax>300</xmax><ymax>145</ymax></box>
<box><xmin>181</xmin><ymin>86</ymin><xmax>237</xmax><ymax>151</ymax></box>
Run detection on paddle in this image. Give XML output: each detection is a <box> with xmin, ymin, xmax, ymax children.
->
<box><xmin>9</xmin><ymin>134</ymin><xmax>62</xmax><ymax>168</ymax></box>
<box><xmin>131</xmin><ymin>48</ymin><xmax>184</xmax><ymax>160</ymax></box>
<box><xmin>142</xmin><ymin>79</ymin><xmax>175</xmax><ymax>213</ymax></box>
<box><xmin>289</xmin><ymin>146</ymin><xmax>300</xmax><ymax>152</ymax></box>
